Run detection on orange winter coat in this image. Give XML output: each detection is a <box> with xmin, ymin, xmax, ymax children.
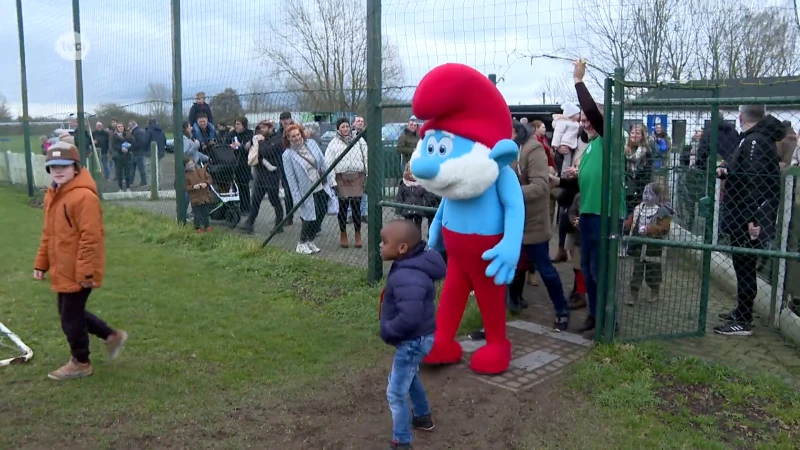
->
<box><xmin>34</xmin><ymin>169</ymin><xmax>106</xmax><ymax>293</ymax></box>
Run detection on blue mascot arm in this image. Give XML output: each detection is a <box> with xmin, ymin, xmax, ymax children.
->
<box><xmin>427</xmin><ymin>200</ymin><xmax>445</xmax><ymax>252</ymax></box>
<box><xmin>482</xmin><ymin>166</ymin><xmax>524</xmax><ymax>285</ymax></box>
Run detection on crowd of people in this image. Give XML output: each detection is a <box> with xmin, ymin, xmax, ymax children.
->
<box><xmin>174</xmin><ymin>74</ymin><xmax>792</xmax><ymax>341</ymax></box>
<box><xmin>27</xmin><ymin>61</ymin><xmax>795</xmax><ymax>450</ymax></box>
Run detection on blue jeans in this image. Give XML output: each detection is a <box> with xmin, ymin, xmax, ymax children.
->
<box><xmin>101</xmin><ymin>153</ymin><xmax>112</xmax><ymax>180</ymax></box>
<box><xmin>579</xmin><ymin>213</ymin><xmax>601</xmax><ymax>317</ymax></box>
<box><xmin>387</xmin><ymin>334</ymin><xmax>434</xmax><ymax>444</ymax></box>
<box><xmin>523</xmin><ymin>242</ymin><xmax>568</xmax><ymax>316</ymax></box>
<box><xmin>348</xmin><ymin>193</ymin><xmax>369</xmax><ymax>218</ymax></box>
<box><xmin>361</xmin><ymin>193</ymin><xmax>368</xmax><ymax>217</ymax></box>
<box><xmin>133</xmin><ymin>154</ymin><xmax>148</xmax><ymax>185</ymax></box>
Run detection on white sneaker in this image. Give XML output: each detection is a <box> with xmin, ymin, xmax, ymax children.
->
<box><xmin>295</xmin><ymin>242</ymin><xmax>313</xmax><ymax>255</ymax></box>
<box><xmin>307</xmin><ymin>242</ymin><xmax>321</xmax><ymax>253</ymax></box>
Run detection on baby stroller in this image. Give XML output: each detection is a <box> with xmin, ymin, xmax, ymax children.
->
<box><xmin>205</xmin><ymin>144</ymin><xmax>242</xmax><ymax>228</ymax></box>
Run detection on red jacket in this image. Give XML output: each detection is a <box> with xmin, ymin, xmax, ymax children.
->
<box><xmin>535</xmin><ymin>134</ymin><xmax>555</xmax><ymax>168</ymax></box>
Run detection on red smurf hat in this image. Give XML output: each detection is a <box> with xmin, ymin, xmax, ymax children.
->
<box><xmin>413</xmin><ymin>63</ymin><xmax>512</xmax><ymax>149</ymax></box>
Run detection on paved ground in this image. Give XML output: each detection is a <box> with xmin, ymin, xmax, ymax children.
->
<box><xmin>113</xmin><ymin>194</ymin><xmax>800</xmax><ymax>384</ymax></box>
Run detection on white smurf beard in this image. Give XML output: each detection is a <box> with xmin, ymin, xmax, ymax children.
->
<box><xmin>415</xmin><ymin>141</ymin><xmax>500</xmax><ymax>200</ymax></box>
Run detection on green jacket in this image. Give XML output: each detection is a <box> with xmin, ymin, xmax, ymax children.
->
<box><xmin>396</xmin><ymin>129</ymin><xmax>420</xmax><ymax>165</ymax></box>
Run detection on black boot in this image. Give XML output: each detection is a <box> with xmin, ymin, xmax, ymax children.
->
<box><xmin>578</xmin><ymin>316</ymin><xmax>595</xmax><ymax>333</ymax></box>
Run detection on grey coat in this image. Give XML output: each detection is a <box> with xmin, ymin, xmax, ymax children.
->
<box><xmin>282</xmin><ymin>140</ymin><xmax>334</xmax><ymax>221</ymax></box>
<box><xmin>183</xmin><ymin>135</ymin><xmax>209</xmax><ymax>165</ymax></box>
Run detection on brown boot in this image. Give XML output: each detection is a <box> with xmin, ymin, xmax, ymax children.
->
<box><xmin>339</xmin><ymin>231</ymin><xmax>350</xmax><ymax>248</ymax></box>
<box><xmin>354</xmin><ymin>232</ymin><xmax>363</xmax><ymax>248</ymax></box>
<box><xmin>553</xmin><ymin>247</ymin><xmax>569</xmax><ymax>263</ymax></box>
<box><xmin>105</xmin><ymin>330</ymin><xmax>128</xmax><ymax>360</ymax></box>
<box><xmin>568</xmin><ymin>293</ymin><xmax>587</xmax><ymax>310</ymax></box>
<box><xmin>48</xmin><ymin>358</ymin><xmax>93</xmax><ymax>380</ymax></box>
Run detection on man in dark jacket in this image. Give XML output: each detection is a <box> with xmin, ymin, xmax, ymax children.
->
<box><xmin>695</xmin><ymin>116</ymin><xmax>740</xmax><ymax>170</ymax></box>
<box><xmin>188</xmin><ymin>91</ymin><xmax>214</xmax><ymax>126</ymax></box>
<box><xmin>129</xmin><ymin>120</ymin><xmax>149</xmax><ymax>186</ymax></box>
<box><xmin>146</xmin><ymin>119</ymin><xmax>167</xmax><ymax>160</ymax></box>
<box><xmin>241</xmin><ymin>122</ymin><xmax>286</xmax><ymax>234</ymax></box>
<box><xmin>93</xmin><ymin>121</ymin><xmax>111</xmax><ymax>181</ymax></box>
<box><xmin>715</xmin><ymin>105</ymin><xmax>784</xmax><ymax>336</ymax></box>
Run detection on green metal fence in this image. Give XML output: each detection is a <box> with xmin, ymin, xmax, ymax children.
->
<box><xmin>597</xmin><ymin>71</ymin><xmax>800</xmax><ymax>346</ymax></box>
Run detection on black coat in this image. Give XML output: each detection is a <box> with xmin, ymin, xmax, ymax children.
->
<box><xmin>93</xmin><ymin>130</ymin><xmax>110</xmax><ymax>154</ymax></box>
<box><xmin>254</xmin><ymin>131</ymin><xmax>284</xmax><ymax>187</ymax></box>
<box><xmin>696</xmin><ymin>121</ymin><xmax>740</xmax><ymax>170</ymax></box>
<box><xmin>146</xmin><ymin>120</ymin><xmax>167</xmax><ymax>159</ymax></box>
<box><xmin>718</xmin><ymin>115</ymin><xmax>784</xmax><ymax>241</ymax></box>
<box><xmin>130</xmin><ymin>126</ymin><xmax>150</xmax><ymax>155</ymax></box>
<box><xmin>188</xmin><ymin>102</ymin><xmax>213</xmax><ymax>126</ymax></box>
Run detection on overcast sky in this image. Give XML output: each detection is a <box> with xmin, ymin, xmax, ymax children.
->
<box><xmin>1</xmin><ymin>0</ymin><xmax>584</xmax><ymax>119</ymax></box>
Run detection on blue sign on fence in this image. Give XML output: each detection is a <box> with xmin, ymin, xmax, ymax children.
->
<box><xmin>647</xmin><ymin>114</ymin><xmax>668</xmax><ymax>134</ymax></box>
<box><xmin>646</xmin><ymin>114</ymin><xmax>668</xmax><ymax>134</ymax></box>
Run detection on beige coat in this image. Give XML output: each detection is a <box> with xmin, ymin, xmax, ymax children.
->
<box><xmin>511</xmin><ymin>138</ymin><xmax>551</xmax><ymax>245</ymax></box>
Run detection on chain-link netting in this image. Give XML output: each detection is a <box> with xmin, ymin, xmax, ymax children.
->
<box><xmin>606</xmin><ymin>81</ymin><xmax>800</xmax><ymax>347</ymax></box>
<box><xmin>5</xmin><ymin>0</ymin><xmax>800</xmax><ymax>354</ymax></box>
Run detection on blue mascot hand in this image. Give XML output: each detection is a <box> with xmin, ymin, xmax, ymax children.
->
<box><xmin>427</xmin><ymin>225</ymin><xmax>444</xmax><ymax>252</ymax></box>
<box><xmin>481</xmin><ymin>242</ymin><xmax>517</xmax><ymax>285</ymax></box>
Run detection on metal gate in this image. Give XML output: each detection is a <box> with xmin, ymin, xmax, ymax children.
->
<box><xmin>597</xmin><ymin>70</ymin><xmax>800</xmax><ymax>344</ymax></box>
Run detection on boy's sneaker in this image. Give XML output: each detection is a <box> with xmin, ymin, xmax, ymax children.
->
<box><xmin>412</xmin><ymin>414</ymin><xmax>435</xmax><ymax>431</ymax></box>
<box><xmin>554</xmin><ymin>315</ymin><xmax>570</xmax><ymax>332</ymax></box>
<box><xmin>468</xmin><ymin>330</ymin><xmax>486</xmax><ymax>340</ymax></box>
<box><xmin>388</xmin><ymin>441</ymin><xmax>411</xmax><ymax>450</ymax></box>
<box><xmin>205</xmin><ymin>227</ymin><xmax>212</xmax><ymax>232</ymax></box>
<box><xmin>307</xmin><ymin>241</ymin><xmax>321</xmax><ymax>253</ymax></box>
<box><xmin>48</xmin><ymin>358</ymin><xmax>93</xmax><ymax>381</ymax></box>
<box><xmin>295</xmin><ymin>243</ymin><xmax>313</xmax><ymax>255</ymax></box>
<box><xmin>713</xmin><ymin>321</ymin><xmax>753</xmax><ymax>336</ymax></box>
<box><xmin>105</xmin><ymin>330</ymin><xmax>128</xmax><ymax>360</ymax></box>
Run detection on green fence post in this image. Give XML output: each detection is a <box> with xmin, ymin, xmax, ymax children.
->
<box><xmin>697</xmin><ymin>89</ymin><xmax>720</xmax><ymax>336</ymax></box>
<box><xmin>602</xmin><ymin>67</ymin><xmax>625</xmax><ymax>342</ymax></box>
<box><xmin>488</xmin><ymin>73</ymin><xmax>497</xmax><ymax>85</ymax></box>
<box><xmin>71</xmin><ymin>0</ymin><xmax>87</xmax><ymax>166</ymax></box>
<box><xmin>171</xmin><ymin>0</ymin><xmax>186</xmax><ymax>224</ymax></box>
<box><xmin>15</xmin><ymin>0</ymin><xmax>34</xmax><ymax>197</ymax></box>
<box><xmin>365</xmin><ymin>0</ymin><xmax>383</xmax><ymax>284</ymax></box>
<box><xmin>595</xmin><ymin>76</ymin><xmax>614</xmax><ymax>343</ymax></box>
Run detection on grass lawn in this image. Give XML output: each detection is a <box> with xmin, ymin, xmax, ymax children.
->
<box><xmin>537</xmin><ymin>344</ymin><xmax>800</xmax><ymax>450</ymax></box>
<box><xmin>0</xmin><ymin>185</ymin><xmax>482</xmax><ymax>448</ymax></box>
<box><xmin>1</xmin><ymin>135</ymin><xmax>26</xmax><ymax>154</ymax></box>
<box><xmin>0</xmin><ymin>184</ymin><xmax>798</xmax><ymax>449</ymax></box>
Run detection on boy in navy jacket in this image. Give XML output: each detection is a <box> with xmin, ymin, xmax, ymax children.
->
<box><xmin>379</xmin><ymin>219</ymin><xmax>447</xmax><ymax>450</ymax></box>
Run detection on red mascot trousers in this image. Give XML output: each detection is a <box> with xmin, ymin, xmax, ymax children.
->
<box><xmin>424</xmin><ymin>227</ymin><xmax>512</xmax><ymax>374</ymax></box>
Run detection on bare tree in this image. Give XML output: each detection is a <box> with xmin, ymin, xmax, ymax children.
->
<box><xmin>578</xmin><ymin>0</ymin><xmax>637</xmax><ymax>79</ymax></box>
<box><xmin>535</xmin><ymin>73</ymin><xmax>580</xmax><ymax>104</ymax></box>
<box><xmin>245</xmin><ymin>79</ymin><xmax>270</xmax><ymax>113</ymax></box>
<box><xmin>579</xmin><ymin>0</ymin><xmax>799</xmax><ymax>85</ymax></box>
<box><xmin>145</xmin><ymin>83</ymin><xmax>171</xmax><ymax>121</ymax></box>
<box><xmin>0</xmin><ymin>93</ymin><xmax>11</xmax><ymax>121</ymax></box>
<box><xmin>256</xmin><ymin>0</ymin><xmax>404</xmax><ymax>113</ymax></box>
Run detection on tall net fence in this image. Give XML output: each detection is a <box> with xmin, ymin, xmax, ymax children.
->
<box><xmin>4</xmin><ymin>0</ymin><xmax>800</xmax><ymax>354</ymax></box>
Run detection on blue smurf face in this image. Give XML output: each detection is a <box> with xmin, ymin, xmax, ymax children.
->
<box><xmin>410</xmin><ymin>130</ymin><xmax>514</xmax><ymax>200</ymax></box>
<box><xmin>410</xmin><ymin>131</ymin><xmax>476</xmax><ymax>181</ymax></box>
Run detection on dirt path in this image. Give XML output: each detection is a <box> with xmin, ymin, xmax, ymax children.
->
<box><xmin>211</xmin><ymin>360</ymin><xmax>573</xmax><ymax>450</ymax></box>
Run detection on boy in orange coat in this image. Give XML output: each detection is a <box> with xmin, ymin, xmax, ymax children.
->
<box><xmin>33</xmin><ymin>142</ymin><xmax>128</xmax><ymax>380</ymax></box>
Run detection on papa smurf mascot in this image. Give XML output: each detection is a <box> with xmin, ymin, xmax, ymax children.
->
<box><xmin>410</xmin><ymin>63</ymin><xmax>524</xmax><ymax>375</ymax></box>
